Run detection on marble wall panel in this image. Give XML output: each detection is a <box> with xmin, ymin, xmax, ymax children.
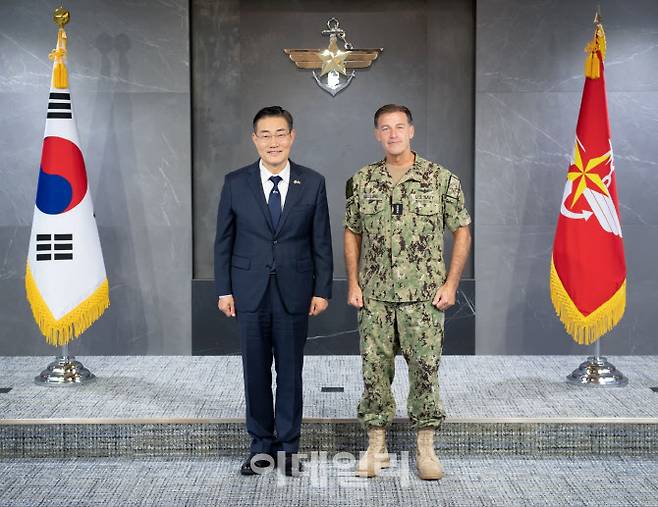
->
<box><xmin>477</xmin><ymin>0</ymin><xmax>658</xmax><ymax>93</ymax></box>
<box><xmin>0</xmin><ymin>0</ymin><xmax>191</xmax><ymax>355</ymax></box>
<box><xmin>476</xmin><ymin>0</ymin><xmax>658</xmax><ymax>354</ymax></box>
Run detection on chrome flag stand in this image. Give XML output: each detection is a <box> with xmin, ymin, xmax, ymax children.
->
<box><xmin>34</xmin><ymin>344</ymin><xmax>95</xmax><ymax>386</ymax></box>
<box><xmin>566</xmin><ymin>339</ymin><xmax>628</xmax><ymax>387</ymax></box>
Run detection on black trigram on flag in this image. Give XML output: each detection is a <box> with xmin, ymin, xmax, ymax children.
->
<box><xmin>47</xmin><ymin>92</ymin><xmax>72</xmax><ymax>120</ymax></box>
<box><xmin>36</xmin><ymin>233</ymin><xmax>73</xmax><ymax>261</ymax></box>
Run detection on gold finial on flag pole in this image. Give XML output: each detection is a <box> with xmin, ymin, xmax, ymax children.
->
<box><xmin>49</xmin><ymin>6</ymin><xmax>70</xmax><ymax>89</ymax></box>
<box><xmin>53</xmin><ymin>6</ymin><xmax>70</xmax><ymax>27</ymax></box>
<box><xmin>584</xmin><ymin>7</ymin><xmax>606</xmax><ymax>79</ymax></box>
<box><xmin>594</xmin><ymin>4</ymin><xmax>602</xmax><ymax>26</ymax></box>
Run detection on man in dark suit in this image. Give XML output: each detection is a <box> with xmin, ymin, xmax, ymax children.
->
<box><xmin>214</xmin><ymin>106</ymin><xmax>333</xmax><ymax>476</ymax></box>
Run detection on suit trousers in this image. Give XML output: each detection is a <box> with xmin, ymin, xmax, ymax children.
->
<box><xmin>237</xmin><ymin>274</ymin><xmax>309</xmax><ymax>455</ymax></box>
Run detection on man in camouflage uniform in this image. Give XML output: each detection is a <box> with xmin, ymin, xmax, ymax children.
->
<box><xmin>344</xmin><ymin>104</ymin><xmax>471</xmax><ymax>480</ymax></box>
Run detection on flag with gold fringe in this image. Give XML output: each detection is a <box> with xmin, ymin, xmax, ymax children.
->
<box><xmin>550</xmin><ymin>19</ymin><xmax>626</xmax><ymax>345</ymax></box>
<box><xmin>25</xmin><ymin>13</ymin><xmax>109</xmax><ymax>346</ymax></box>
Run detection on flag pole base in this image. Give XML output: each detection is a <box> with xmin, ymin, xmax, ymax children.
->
<box><xmin>34</xmin><ymin>355</ymin><xmax>96</xmax><ymax>386</ymax></box>
<box><xmin>566</xmin><ymin>356</ymin><xmax>628</xmax><ymax>387</ymax></box>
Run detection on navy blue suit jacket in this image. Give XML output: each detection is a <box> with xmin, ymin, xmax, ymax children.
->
<box><xmin>214</xmin><ymin>160</ymin><xmax>333</xmax><ymax>314</ymax></box>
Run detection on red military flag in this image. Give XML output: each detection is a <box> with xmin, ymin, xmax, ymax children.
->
<box><xmin>550</xmin><ymin>20</ymin><xmax>626</xmax><ymax>345</ymax></box>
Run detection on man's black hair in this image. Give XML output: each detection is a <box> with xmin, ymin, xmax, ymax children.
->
<box><xmin>253</xmin><ymin>106</ymin><xmax>294</xmax><ymax>131</ymax></box>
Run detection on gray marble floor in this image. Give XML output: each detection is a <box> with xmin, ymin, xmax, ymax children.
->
<box><xmin>0</xmin><ymin>455</ymin><xmax>657</xmax><ymax>507</ymax></box>
<box><xmin>0</xmin><ymin>356</ymin><xmax>657</xmax><ymax>421</ymax></box>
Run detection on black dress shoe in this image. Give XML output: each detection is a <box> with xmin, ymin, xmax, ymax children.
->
<box><xmin>282</xmin><ymin>453</ymin><xmax>304</xmax><ymax>477</ymax></box>
<box><xmin>240</xmin><ymin>453</ymin><xmax>276</xmax><ymax>476</ymax></box>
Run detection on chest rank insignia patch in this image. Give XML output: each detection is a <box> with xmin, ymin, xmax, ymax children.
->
<box><xmin>284</xmin><ymin>17</ymin><xmax>383</xmax><ymax>97</ymax></box>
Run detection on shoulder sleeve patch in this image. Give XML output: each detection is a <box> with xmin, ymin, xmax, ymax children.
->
<box><xmin>345</xmin><ymin>177</ymin><xmax>355</xmax><ymax>200</ymax></box>
<box><xmin>445</xmin><ymin>174</ymin><xmax>461</xmax><ymax>201</ymax></box>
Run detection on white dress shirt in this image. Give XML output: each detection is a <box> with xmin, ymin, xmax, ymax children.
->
<box><xmin>260</xmin><ymin>159</ymin><xmax>290</xmax><ymax>210</ymax></box>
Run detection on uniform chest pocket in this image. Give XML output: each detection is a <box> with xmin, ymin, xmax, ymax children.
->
<box><xmin>411</xmin><ymin>194</ymin><xmax>443</xmax><ymax>234</ymax></box>
<box><xmin>361</xmin><ymin>197</ymin><xmax>386</xmax><ymax>233</ymax></box>
<box><xmin>361</xmin><ymin>198</ymin><xmax>385</xmax><ymax>215</ymax></box>
<box><xmin>412</xmin><ymin>192</ymin><xmax>441</xmax><ymax>216</ymax></box>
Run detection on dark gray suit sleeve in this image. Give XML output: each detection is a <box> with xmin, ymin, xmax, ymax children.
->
<box><xmin>311</xmin><ymin>176</ymin><xmax>333</xmax><ymax>299</ymax></box>
<box><xmin>214</xmin><ymin>176</ymin><xmax>235</xmax><ymax>297</ymax></box>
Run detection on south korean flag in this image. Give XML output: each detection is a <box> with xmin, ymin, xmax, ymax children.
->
<box><xmin>25</xmin><ymin>29</ymin><xmax>109</xmax><ymax>346</ymax></box>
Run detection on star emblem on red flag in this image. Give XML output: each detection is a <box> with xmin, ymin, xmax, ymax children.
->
<box><xmin>566</xmin><ymin>139</ymin><xmax>612</xmax><ymax>209</ymax></box>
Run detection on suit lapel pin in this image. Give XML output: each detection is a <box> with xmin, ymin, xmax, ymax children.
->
<box><xmin>293</xmin><ymin>179</ymin><xmax>301</xmax><ymax>185</ymax></box>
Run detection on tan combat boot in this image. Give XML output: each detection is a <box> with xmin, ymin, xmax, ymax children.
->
<box><xmin>356</xmin><ymin>427</ymin><xmax>391</xmax><ymax>477</ymax></box>
<box><xmin>416</xmin><ymin>428</ymin><xmax>444</xmax><ymax>480</ymax></box>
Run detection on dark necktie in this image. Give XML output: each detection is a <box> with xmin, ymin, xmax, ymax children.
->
<box><xmin>268</xmin><ymin>175</ymin><xmax>283</xmax><ymax>229</ymax></box>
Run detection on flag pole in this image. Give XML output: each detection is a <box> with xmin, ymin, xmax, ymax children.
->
<box><xmin>31</xmin><ymin>6</ymin><xmax>97</xmax><ymax>386</ymax></box>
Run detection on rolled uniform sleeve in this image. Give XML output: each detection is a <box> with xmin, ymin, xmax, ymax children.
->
<box><xmin>443</xmin><ymin>174</ymin><xmax>471</xmax><ymax>232</ymax></box>
<box><xmin>343</xmin><ymin>176</ymin><xmax>363</xmax><ymax>234</ymax></box>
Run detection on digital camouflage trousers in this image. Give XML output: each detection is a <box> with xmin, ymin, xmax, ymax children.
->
<box><xmin>357</xmin><ymin>298</ymin><xmax>446</xmax><ymax>429</ymax></box>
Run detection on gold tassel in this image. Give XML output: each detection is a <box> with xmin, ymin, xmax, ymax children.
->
<box><xmin>25</xmin><ymin>264</ymin><xmax>110</xmax><ymax>346</ymax></box>
<box><xmin>584</xmin><ymin>23</ymin><xmax>606</xmax><ymax>79</ymax></box>
<box><xmin>550</xmin><ymin>259</ymin><xmax>625</xmax><ymax>345</ymax></box>
<box><xmin>584</xmin><ymin>49</ymin><xmax>601</xmax><ymax>79</ymax></box>
<box><xmin>49</xmin><ymin>27</ymin><xmax>69</xmax><ymax>89</ymax></box>
<box><xmin>52</xmin><ymin>62</ymin><xmax>68</xmax><ymax>89</ymax></box>
<box><xmin>596</xmin><ymin>24</ymin><xmax>607</xmax><ymax>60</ymax></box>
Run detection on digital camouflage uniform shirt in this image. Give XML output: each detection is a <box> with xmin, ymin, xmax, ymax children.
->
<box><xmin>344</xmin><ymin>154</ymin><xmax>471</xmax><ymax>302</ymax></box>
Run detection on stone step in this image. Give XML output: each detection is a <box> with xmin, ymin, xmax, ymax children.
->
<box><xmin>2</xmin><ymin>418</ymin><xmax>656</xmax><ymax>458</ymax></box>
